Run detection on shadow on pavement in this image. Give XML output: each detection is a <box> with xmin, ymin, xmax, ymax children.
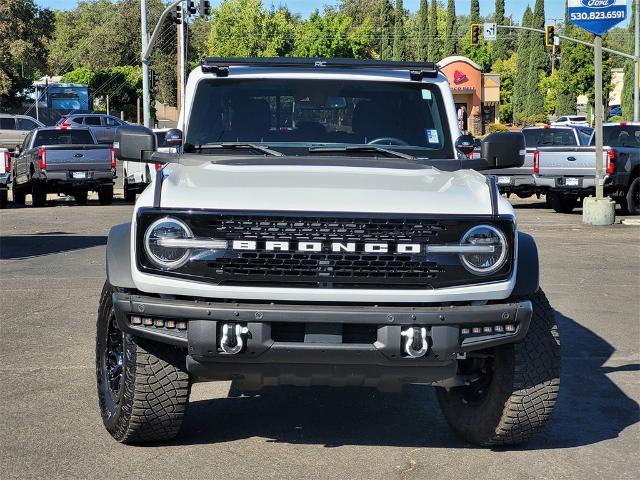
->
<box><xmin>174</xmin><ymin>311</ymin><xmax>638</xmax><ymax>449</ymax></box>
<box><xmin>0</xmin><ymin>234</ymin><xmax>107</xmax><ymax>259</ymax></box>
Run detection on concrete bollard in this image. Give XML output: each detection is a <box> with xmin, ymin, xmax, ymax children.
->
<box><xmin>582</xmin><ymin>196</ymin><xmax>616</xmax><ymax>226</ymax></box>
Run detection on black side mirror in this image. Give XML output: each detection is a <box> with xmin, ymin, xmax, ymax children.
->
<box><xmin>481</xmin><ymin>132</ymin><xmax>525</xmax><ymax>169</ymax></box>
<box><xmin>165</xmin><ymin>128</ymin><xmax>183</xmax><ymax>146</ymax></box>
<box><xmin>455</xmin><ymin>134</ymin><xmax>476</xmax><ymax>156</ymax></box>
<box><xmin>114</xmin><ymin>125</ymin><xmax>156</xmax><ymax>162</ymax></box>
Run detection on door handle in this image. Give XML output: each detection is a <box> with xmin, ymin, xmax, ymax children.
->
<box><xmin>567</xmin><ymin>156</ymin><xmax>577</xmax><ymax>161</ymax></box>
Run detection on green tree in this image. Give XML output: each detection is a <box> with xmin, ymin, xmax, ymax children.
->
<box><xmin>427</xmin><ymin>0</ymin><xmax>441</xmax><ymax>61</ymax></box>
<box><xmin>293</xmin><ymin>10</ymin><xmax>353</xmax><ymax>58</ymax></box>
<box><xmin>524</xmin><ymin>0</ymin><xmax>549</xmax><ymax>117</ymax></box>
<box><xmin>379</xmin><ymin>0</ymin><xmax>394</xmax><ymax>60</ymax></box>
<box><xmin>338</xmin><ymin>0</ymin><xmax>384</xmax><ymax>29</ymax></box>
<box><xmin>393</xmin><ymin>0</ymin><xmax>405</xmax><ymax>60</ymax></box>
<box><xmin>493</xmin><ymin>0</ymin><xmax>509</xmax><ymax>62</ymax></box>
<box><xmin>621</xmin><ymin>0</ymin><xmax>637</xmax><ymax>120</ymax></box>
<box><xmin>470</xmin><ymin>0</ymin><xmax>480</xmax><ymax>24</ymax></box>
<box><xmin>492</xmin><ymin>53</ymin><xmax>517</xmax><ymax>123</ymax></box>
<box><xmin>461</xmin><ymin>0</ymin><xmax>492</xmax><ymax>70</ymax></box>
<box><xmin>349</xmin><ymin>17</ymin><xmax>377</xmax><ymax>58</ymax></box>
<box><xmin>0</xmin><ymin>0</ymin><xmax>54</xmax><ymax>105</ymax></box>
<box><xmin>417</xmin><ymin>0</ymin><xmax>430</xmax><ymax>61</ymax></box>
<box><xmin>443</xmin><ymin>0</ymin><xmax>457</xmax><ymax>57</ymax></box>
<box><xmin>512</xmin><ymin>6</ymin><xmax>532</xmax><ymax>123</ymax></box>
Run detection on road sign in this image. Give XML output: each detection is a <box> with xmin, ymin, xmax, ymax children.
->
<box><xmin>483</xmin><ymin>23</ymin><xmax>497</xmax><ymax>41</ymax></box>
<box><xmin>568</xmin><ymin>0</ymin><xmax>627</xmax><ymax>36</ymax></box>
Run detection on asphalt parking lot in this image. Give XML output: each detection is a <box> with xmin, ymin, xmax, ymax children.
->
<box><xmin>1</xmin><ymin>195</ymin><xmax>638</xmax><ymax>480</ymax></box>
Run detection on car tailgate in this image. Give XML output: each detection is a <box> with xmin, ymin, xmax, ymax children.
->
<box><xmin>537</xmin><ymin>147</ymin><xmax>608</xmax><ymax>177</ymax></box>
<box><xmin>42</xmin><ymin>145</ymin><xmax>112</xmax><ymax>172</ymax></box>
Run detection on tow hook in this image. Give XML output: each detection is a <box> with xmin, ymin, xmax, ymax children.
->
<box><xmin>401</xmin><ymin>327</ymin><xmax>429</xmax><ymax>358</ymax></box>
<box><xmin>220</xmin><ymin>324</ymin><xmax>249</xmax><ymax>355</ymax></box>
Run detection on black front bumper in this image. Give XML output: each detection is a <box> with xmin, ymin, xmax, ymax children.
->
<box><xmin>112</xmin><ymin>293</ymin><xmax>532</xmax><ymax>389</ymax></box>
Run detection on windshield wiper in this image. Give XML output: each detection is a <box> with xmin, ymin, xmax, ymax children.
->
<box><xmin>308</xmin><ymin>145</ymin><xmax>416</xmax><ymax>160</ymax></box>
<box><xmin>184</xmin><ymin>142</ymin><xmax>284</xmax><ymax>156</ymax></box>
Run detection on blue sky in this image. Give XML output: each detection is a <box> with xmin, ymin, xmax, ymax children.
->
<box><xmin>34</xmin><ymin>1</ymin><xmax>629</xmax><ymax>25</ymax></box>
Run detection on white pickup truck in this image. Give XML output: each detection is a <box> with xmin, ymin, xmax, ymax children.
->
<box><xmin>99</xmin><ymin>58</ymin><xmax>559</xmax><ymax>447</ymax></box>
<box><xmin>0</xmin><ymin>148</ymin><xmax>11</xmax><ymax>208</ymax></box>
<box><xmin>534</xmin><ymin>122</ymin><xmax>640</xmax><ymax>214</ymax></box>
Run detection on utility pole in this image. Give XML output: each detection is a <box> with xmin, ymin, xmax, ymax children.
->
<box><xmin>634</xmin><ymin>0</ymin><xmax>639</xmax><ymax>121</ymax></box>
<box><xmin>594</xmin><ymin>35</ymin><xmax>604</xmax><ymax>200</ymax></box>
<box><xmin>176</xmin><ymin>3</ymin><xmax>185</xmax><ymax>114</ymax></box>
<box><xmin>141</xmin><ymin>0</ymin><xmax>151</xmax><ymax>128</ymax></box>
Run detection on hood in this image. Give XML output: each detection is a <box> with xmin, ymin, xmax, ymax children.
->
<box><xmin>156</xmin><ymin>161</ymin><xmax>497</xmax><ymax>216</ymax></box>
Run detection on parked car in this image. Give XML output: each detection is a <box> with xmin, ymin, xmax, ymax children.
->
<box><xmin>551</xmin><ymin>115</ymin><xmax>589</xmax><ymax>126</ymax></box>
<box><xmin>122</xmin><ymin>128</ymin><xmax>172</xmax><ymax>202</ymax></box>
<box><xmin>0</xmin><ymin>114</ymin><xmax>45</xmax><ymax>149</ymax></box>
<box><xmin>0</xmin><ymin>148</ymin><xmax>12</xmax><ymax>208</ymax></box>
<box><xmin>56</xmin><ymin>114</ymin><xmax>127</xmax><ymax>144</ymax></box>
<box><xmin>534</xmin><ymin>122</ymin><xmax>640</xmax><ymax>214</ymax></box>
<box><xmin>608</xmin><ymin>105</ymin><xmax>622</xmax><ymax>119</ymax></box>
<box><xmin>487</xmin><ymin>125</ymin><xmax>593</xmax><ymax>198</ymax></box>
<box><xmin>99</xmin><ymin>57</ymin><xmax>560</xmax><ymax>447</ymax></box>
<box><xmin>12</xmin><ymin>127</ymin><xmax>116</xmax><ymax>207</ymax></box>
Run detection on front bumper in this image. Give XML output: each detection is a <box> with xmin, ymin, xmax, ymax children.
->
<box><xmin>112</xmin><ymin>292</ymin><xmax>532</xmax><ymax>389</ymax></box>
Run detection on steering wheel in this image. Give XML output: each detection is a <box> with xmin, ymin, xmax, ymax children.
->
<box><xmin>367</xmin><ymin>137</ymin><xmax>409</xmax><ymax>146</ymax></box>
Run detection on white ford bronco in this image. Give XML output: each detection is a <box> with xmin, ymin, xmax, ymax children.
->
<box><xmin>98</xmin><ymin>58</ymin><xmax>560</xmax><ymax>446</ymax></box>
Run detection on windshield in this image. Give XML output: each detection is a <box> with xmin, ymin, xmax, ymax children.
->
<box><xmin>594</xmin><ymin>125</ymin><xmax>640</xmax><ymax>148</ymax></box>
<box><xmin>185</xmin><ymin>78</ymin><xmax>453</xmax><ymax>159</ymax></box>
<box><xmin>33</xmin><ymin>129</ymin><xmax>95</xmax><ymax>147</ymax></box>
<box><xmin>523</xmin><ymin>128</ymin><xmax>578</xmax><ymax>147</ymax></box>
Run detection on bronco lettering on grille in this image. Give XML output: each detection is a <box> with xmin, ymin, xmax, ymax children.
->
<box><xmin>232</xmin><ymin>240</ymin><xmax>423</xmax><ymax>254</ymax></box>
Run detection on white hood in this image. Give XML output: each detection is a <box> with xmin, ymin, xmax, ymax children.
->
<box><xmin>155</xmin><ymin>162</ymin><xmax>502</xmax><ymax>216</ymax></box>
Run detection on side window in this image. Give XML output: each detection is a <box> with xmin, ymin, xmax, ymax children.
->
<box><xmin>22</xmin><ymin>132</ymin><xmax>33</xmax><ymax>151</ymax></box>
<box><xmin>557</xmin><ymin>117</ymin><xmax>566</xmax><ymax>123</ymax></box>
<box><xmin>0</xmin><ymin>118</ymin><xmax>16</xmax><ymax>130</ymax></box>
<box><xmin>84</xmin><ymin>116</ymin><xmax>102</xmax><ymax>126</ymax></box>
<box><xmin>105</xmin><ymin>117</ymin><xmax>121</xmax><ymax>126</ymax></box>
<box><xmin>70</xmin><ymin>117</ymin><xmax>84</xmax><ymax>125</ymax></box>
<box><xmin>16</xmin><ymin>118</ymin><xmax>38</xmax><ymax>130</ymax></box>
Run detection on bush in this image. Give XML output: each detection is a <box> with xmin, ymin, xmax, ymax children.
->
<box><xmin>607</xmin><ymin>115</ymin><xmax>624</xmax><ymax>123</ymax></box>
<box><xmin>521</xmin><ymin>114</ymin><xmax>549</xmax><ymax>126</ymax></box>
<box><xmin>487</xmin><ymin>123</ymin><xmax>510</xmax><ymax>134</ymax></box>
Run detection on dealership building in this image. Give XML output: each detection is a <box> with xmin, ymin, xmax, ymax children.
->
<box><xmin>437</xmin><ymin>56</ymin><xmax>501</xmax><ymax>136</ymax></box>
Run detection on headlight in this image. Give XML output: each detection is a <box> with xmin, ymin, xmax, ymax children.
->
<box><xmin>144</xmin><ymin>217</ymin><xmax>193</xmax><ymax>270</ymax></box>
<box><xmin>459</xmin><ymin>225</ymin><xmax>508</xmax><ymax>276</ymax></box>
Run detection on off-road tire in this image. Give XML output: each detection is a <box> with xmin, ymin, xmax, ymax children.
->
<box><xmin>74</xmin><ymin>189</ymin><xmax>88</xmax><ymax>205</ymax></box>
<box><xmin>0</xmin><ymin>190</ymin><xmax>7</xmax><ymax>209</ymax></box>
<box><xmin>436</xmin><ymin>290</ymin><xmax>561</xmax><ymax>446</ymax></box>
<box><xmin>31</xmin><ymin>181</ymin><xmax>47</xmax><ymax>207</ymax></box>
<box><xmin>12</xmin><ymin>177</ymin><xmax>26</xmax><ymax>205</ymax></box>
<box><xmin>548</xmin><ymin>191</ymin><xmax>577</xmax><ymax>214</ymax></box>
<box><xmin>624</xmin><ymin>177</ymin><xmax>640</xmax><ymax>215</ymax></box>
<box><xmin>96</xmin><ymin>283</ymin><xmax>191</xmax><ymax>444</ymax></box>
<box><xmin>98</xmin><ymin>184</ymin><xmax>114</xmax><ymax>206</ymax></box>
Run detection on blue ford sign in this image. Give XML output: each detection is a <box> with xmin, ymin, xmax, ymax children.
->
<box><xmin>568</xmin><ymin>0</ymin><xmax>628</xmax><ymax>36</ymax></box>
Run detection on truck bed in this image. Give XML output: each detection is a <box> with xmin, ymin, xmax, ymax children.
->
<box><xmin>40</xmin><ymin>144</ymin><xmax>113</xmax><ymax>172</ymax></box>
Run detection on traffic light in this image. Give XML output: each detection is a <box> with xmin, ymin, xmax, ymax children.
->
<box><xmin>199</xmin><ymin>0</ymin><xmax>211</xmax><ymax>16</ymax></box>
<box><xmin>545</xmin><ymin>25</ymin><xmax>556</xmax><ymax>47</ymax></box>
<box><xmin>187</xmin><ymin>1</ymin><xmax>197</xmax><ymax>15</ymax></box>
<box><xmin>174</xmin><ymin>4</ymin><xmax>183</xmax><ymax>25</ymax></box>
<box><xmin>470</xmin><ymin>24</ymin><xmax>481</xmax><ymax>46</ymax></box>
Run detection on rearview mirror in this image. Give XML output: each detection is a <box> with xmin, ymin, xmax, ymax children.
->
<box><xmin>114</xmin><ymin>125</ymin><xmax>156</xmax><ymax>162</ymax></box>
<box><xmin>481</xmin><ymin>132</ymin><xmax>525</xmax><ymax>169</ymax></box>
<box><xmin>164</xmin><ymin>128</ymin><xmax>183</xmax><ymax>146</ymax></box>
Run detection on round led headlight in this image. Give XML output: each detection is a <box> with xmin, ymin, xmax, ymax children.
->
<box><xmin>144</xmin><ymin>217</ymin><xmax>193</xmax><ymax>270</ymax></box>
<box><xmin>459</xmin><ymin>225</ymin><xmax>508</xmax><ymax>276</ymax></box>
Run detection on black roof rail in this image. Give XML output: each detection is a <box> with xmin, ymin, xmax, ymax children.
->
<box><xmin>200</xmin><ymin>57</ymin><xmax>439</xmax><ymax>81</ymax></box>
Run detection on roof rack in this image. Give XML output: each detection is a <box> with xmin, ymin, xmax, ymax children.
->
<box><xmin>200</xmin><ymin>57</ymin><xmax>439</xmax><ymax>81</ymax></box>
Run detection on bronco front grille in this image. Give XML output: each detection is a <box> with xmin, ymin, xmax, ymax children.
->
<box><xmin>136</xmin><ymin>210</ymin><xmax>515</xmax><ymax>289</ymax></box>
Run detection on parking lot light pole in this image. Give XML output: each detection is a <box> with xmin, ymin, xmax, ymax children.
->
<box><xmin>141</xmin><ymin>0</ymin><xmax>151</xmax><ymax>128</ymax></box>
<box><xmin>635</xmin><ymin>0</ymin><xmax>639</xmax><ymax>122</ymax></box>
<box><xmin>595</xmin><ymin>36</ymin><xmax>604</xmax><ymax>201</ymax></box>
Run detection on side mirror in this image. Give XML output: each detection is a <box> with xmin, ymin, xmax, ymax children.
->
<box><xmin>455</xmin><ymin>134</ymin><xmax>476</xmax><ymax>156</ymax></box>
<box><xmin>481</xmin><ymin>132</ymin><xmax>525</xmax><ymax>169</ymax></box>
<box><xmin>14</xmin><ymin>145</ymin><xmax>21</xmax><ymax>157</ymax></box>
<box><xmin>114</xmin><ymin>125</ymin><xmax>156</xmax><ymax>162</ymax></box>
<box><xmin>165</xmin><ymin>128</ymin><xmax>183</xmax><ymax>146</ymax></box>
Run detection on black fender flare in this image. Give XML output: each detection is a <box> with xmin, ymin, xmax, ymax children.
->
<box><xmin>106</xmin><ymin>222</ymin><xmax>135</xmax><ymax>289</ymax></box>
<box><xmin>512</xmin><ymin>231</ymin><xmax>540</xmax><ymax>297</ymax></box>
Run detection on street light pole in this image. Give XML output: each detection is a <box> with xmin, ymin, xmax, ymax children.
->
<box><xmin>594</xmin><ymin>35</ymin><xmax>604</xmax><ymax>200</ymax></box>
<box><xmin>141</xmin><ymin>0</ymin><xmax>151</xmax><ymax>127</ymax></box>
<box><xmin>634</xmin><ymin>0</ymin><xmax>639</xmax><ymax>121</ymax></box>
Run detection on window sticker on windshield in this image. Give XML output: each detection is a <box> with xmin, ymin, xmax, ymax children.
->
<box><xmin>422</xmin><ymin>90</ymin><xmax>432</xmax><ymax>100</ymax></box>
<box><xmin>425</xmin><ymin>129</ymin><xmax>439</xmax><ymax>144</ymax></box>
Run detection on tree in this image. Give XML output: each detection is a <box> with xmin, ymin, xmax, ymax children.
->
<box><xmin>443</xmin><ymin>0</ymin><xmax>457</xmax><ymax>58</ymax></box>
<box><xmin>293</xmin><ymin>10</ymin><xmax>353</xmax><ymax>58</ymax></box>
<box><xmin>0</xmin><ymin>0</ymin><xmax>54</xmax><ymax>105</ymax></box>
<box><xmin>462</xmin><ymin>0</ymin><xmax>492</xmax><ymax>70</ymax></box>
<box><xmin>512</xmin><ymin>6</ymin><xmax>532</xmax><ymax>123</ymax></box>
<box><xmin>392</xmin><ymin>0</ymin><xmax>405</xmax><ymax>60</ymax></box>
<box><xmin>379</xmin><ymin>0</ymin><xmax>394</xmax><ymax>60</ymax></box>
<box><xmin>417</xmin><ymin>0</ymin><xmax>430</xmax><ymax>62</ymax></box>
<box><xmin>427</xmin><ymin>0</ymin><xmax>441</xmax><ymax>61</ymax></box>
<box><xmin>470</xmin><ymin>0</ymin><xmax>480</xmax><ymax>24</ymax></box>
<box><xmin>621</xmin><ymin>0</ymin><xmax>637</xmax><ymax>119</ymax></box>
<box><xmin>524</xmin><ymin>0</ymin><xmax>549</xmax><ymax>117</ymax></box>
<box><xmin>493</xmin><ymin>0</ymin><xmax>509</xmax><ymax>62</ymax></box>
<box><xmin>492</xmin><ymin>53</ymin><xmax>517</xmax><ymax>123</ymax></box>
<box><xmin>338</xmin><ymin>0</ymin><xmax>384</xmax><ymax>29</ymax></box>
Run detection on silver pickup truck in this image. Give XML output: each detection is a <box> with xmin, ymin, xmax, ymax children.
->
<box><xmin>487</xmin><ymin>125</ymin><xmax>592</xmax><ymax>199</ymax></box>
<box><xmin>12</xmin><ymin>127</ymin><xmax>116</xmax><ymax>207</ymax></box>
<box><xmin>535</xmin><ymin>122</ymin><xmax>640</xmax><ymax>214</ymax></box>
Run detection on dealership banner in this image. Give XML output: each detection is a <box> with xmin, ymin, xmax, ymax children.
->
<box><xmin>568</xmin><ymin>0</ymin><xmax>628</xmax><ymax>36</ymax></box>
